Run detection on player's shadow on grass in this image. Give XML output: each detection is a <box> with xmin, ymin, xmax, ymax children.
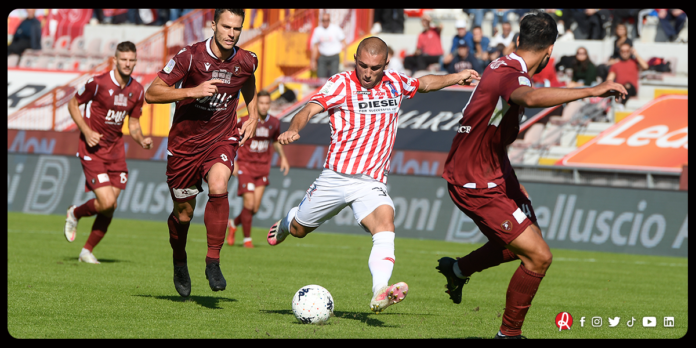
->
<box><xmin>133</xmin><ymin>294</ymin><xmax>237</xmax><ymax>310</ymax></box>
<box><xmin>62</xmin><ymin>257</ymin><xmax>130</xmax><ymax>264</ymax></box>
<box><xmin>260</xmin><ymin>309</ymin><xmax>398</xmax><ymax>327</ymax></box>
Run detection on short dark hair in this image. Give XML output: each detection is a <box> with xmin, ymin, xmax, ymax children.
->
<box><xmin>257</xmin><ymin>90</ymin><xmax>270</xmax><ymax>98</ymax></box>
<box><xmin>115</xmin><ymin>41</ymin><xmax>136</xmax><ymax>56</ymax></box>
<box><xmin>214</xmin><ymin>9</ymin><xmax>245</xmax><ymax>23</ymax></box>
<box><xmin>517</xmin><ymin>11</ymin><xmax>558</xmax><ymax>52</ymax></box>
<box><xmin>356</xmin><ymin>36</ymin><xmax>388</xmax><ymax>61</ymax></box>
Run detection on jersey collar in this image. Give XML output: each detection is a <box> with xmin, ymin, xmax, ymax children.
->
<box><xmin>206</xmin><ymin>37</ymin><xmax>237</xmax><ymax>61</ymax></box>
<box><xmin>508</xmin><ymin>52</ymin><xmax>528</xmax><ymax>73</ymax></box>
<box><xmin>349</xmin><ymin>70</ymin><xmax>391</xmax><ymax>89</ymax></box>
<box><xmin>110</xmin><ymin>70</ymin><xmax>132</xmax><ymax>88</ymax></box>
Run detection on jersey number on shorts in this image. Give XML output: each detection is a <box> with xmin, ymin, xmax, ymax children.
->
<box><xmin>221</xmin><ymin>154</ymin><xmax>228</xmax><ymax>162</ymax></box>
<box><xmin>120</xmin><ymin>172</ymin><xmax>127</xmax><ymax>184</ymax></box>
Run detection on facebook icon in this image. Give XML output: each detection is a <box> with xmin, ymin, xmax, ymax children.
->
<box><xmin>580</xmin><ymin>317</ymin><xmax>586</xmax><ymax>327</ymax></box>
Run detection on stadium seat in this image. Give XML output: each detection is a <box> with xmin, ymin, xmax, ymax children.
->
<box><xmin>102</xmin><ymin>39</ymin><xmax>120</xmax><ymax>58</ymax></box>
<box><xmin>52</xmin><ymin>35</ymin><xmax>72</xmax><ymax>55</ymax></box>
<box><xmin>69</xmin><ymin>36</ymin><xmax>87</xmax><ymax>56</ymax></box>
<box><xmin>8</xmin><ymin>54</ymin><xmax>20</xmax><ymax>67</ymax></box>
<box><xmin>540</xmin><ymin>120</ymin><xmax>562</xmax><ymax>146</ymax></box>
<box><xmin>85</xmin><ymin>37</ymin><xmax>103</xmax><ymax>58</ymax></box>
<box><xmin>511</xmin><ymin>123</ymin><xmax>544</xmax><ymax>149</ymax></box>
<box><xmin>40</xmin><ymin>36</ymin><xmax>55</xmax><ymax>54</ymax></box>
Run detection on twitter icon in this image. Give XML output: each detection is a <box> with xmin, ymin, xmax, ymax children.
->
<box><xmin>608</xmin><ymin>317</ymin><xmax>621</xmax><ymax>327</ymax></box>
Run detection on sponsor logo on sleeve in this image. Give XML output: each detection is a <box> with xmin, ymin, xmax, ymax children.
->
<box><xmin>518</xmin><ymin>76</ymin><xmax>531</xmax><ymax>87</ymax></box>
<box><xmin>77</xmin><ymin>84</ymin><xmax>85</xmax><ymax>96</ymax></box>
<box><xmin>163</xmin><ymin>59</ymin><xmax>176</xmax><ymax>74</ymax></box>
<box><xmin>320</xmin><ymin>81</ymin><xmax>334</xmax><ymax>94</ymax></box>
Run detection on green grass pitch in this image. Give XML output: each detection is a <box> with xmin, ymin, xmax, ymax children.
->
<box><xmin>7</xmin><ymin>212</ymin><xmax>687</xmax><ymax>338</ymax></box>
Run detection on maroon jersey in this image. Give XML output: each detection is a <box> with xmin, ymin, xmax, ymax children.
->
<box><xmin>236</xmin><ymin>114</ymin><xmax>281</xmax><ymax>173</ymax></box>
<box><xmin>73</xmin><ymin>70</ymin><xmax>144</xmax><ymax>162</ymax></box>
<box><xmin>157</xmin><ymin>37</ymin><xmax>258</xmax><ymax>156</ymax></box>
<box><xmin>443</xmin><ymin>53</ymin><xmax>532</xmax><ymax>188</ymax></box>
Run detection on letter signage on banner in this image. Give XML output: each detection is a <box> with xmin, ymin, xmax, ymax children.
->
<box><xmin>559</xmin><ymin>95</ymin><xmax>688</xmax><ymax>172</ymax></box>
<box><xmin>7</xmin><ymin>154</ymin><xmax>688</xmax><ymax>258</ymax></box>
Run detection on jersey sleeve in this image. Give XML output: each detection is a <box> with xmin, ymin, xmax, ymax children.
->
<box><xmin>396</xmin><ymin>71</ymin><xmax>420</xmax><ymax>99</ymax></box>
<box><xmin>498</xmin><ymin>68</ymin><xmax>532</xmax><ymax>103</ymax></box>
<box><xmin>157</xmin><ymin>46</ymin><xmax>192</xmax><ymax>86</ymax></box>
<box><xmin>308</xmin><ymin>74</ymin><xmax>346</xmax><ymax>111</ymax></box>
<box><xmin>74</xmin><ymin>76</ymin><xmax>98</xmax><ymax>105</ymax></box>
<box><xmin>129</xmin><ymin>88</ymin><xmax>145</xmax><ymax>119</ymax></box>
<box><xmin>243</xmin><ymin>50</ymin><xmax>259</xmax><ymax>73</ymax></box>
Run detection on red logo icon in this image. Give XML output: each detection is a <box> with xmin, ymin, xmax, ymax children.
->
<box><xmin>555</xmin><ymin>312</ymin><xmax>573</xmax><ymax>331</ymax></box>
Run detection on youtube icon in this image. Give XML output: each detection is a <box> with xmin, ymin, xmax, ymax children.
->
<box><xmin>643</xmin><ymin>317</ymin><xmax>657</xmax><ymax>327</ymax></box>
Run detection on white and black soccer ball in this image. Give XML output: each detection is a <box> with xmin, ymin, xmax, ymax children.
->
<box><xmin>292</xmin><ymin>285</ymin><xmax>334</xmax><ymax>324</ymax></box>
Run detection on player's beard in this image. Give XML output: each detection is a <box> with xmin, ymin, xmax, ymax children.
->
<box><xmin>537</xmin><ymin>54</ymin><xmax>550</xmax><ymax>73</ymax></box>
<box><xmin>214</xmin><ymin>33</ymin><xmax>237</xmax><ymax>53</ymax></box>
<box><xmin>116</xmin><ymin>65</ymin><xmax>132</xmax><ymax>79</ymax></box>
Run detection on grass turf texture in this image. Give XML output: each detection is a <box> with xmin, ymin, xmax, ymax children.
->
<box><xmin>8</xmin><ymin>212</ymin><xmax>687</xmax><ymax>339</ymax></box>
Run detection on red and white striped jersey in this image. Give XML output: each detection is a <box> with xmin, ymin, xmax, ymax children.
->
<box><xmin>309</xmin><ymin>69</ymin><xmax>420</xmax><ymax>184</ymax></box>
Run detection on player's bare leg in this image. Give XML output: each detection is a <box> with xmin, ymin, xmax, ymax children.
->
<box><xmin>267</xmin><ymin>206</ymin><xmax>318</xmax><ymax>245</ymax></box>
<box><xmin>361</xmin><ymin>205</ymin><xmax>408</xmax><ymax>313</ymax></box>
<box><xmin>169</xmin><ymin>197</ymin><xmax>195</xmax><ymax>297</ymax></box>
<box><xmin>203</xmin><ymin>163</ymin><xmax>232</xmax><ymax>291</ymax></box>
<box><xmin>495</xmin><ymin>223</ymin><xmax>552</xmax><ymax>338</ymax></box>
<box><xmin>72</xmin><ymin>186</ymin><xmax>120</xmax><ymax>264</ymax></box>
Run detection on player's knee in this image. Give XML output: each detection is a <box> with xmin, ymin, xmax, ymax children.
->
<box><xmin>97</xmin><ymin>197</ymin><xmax>117</xmax><ymax>214</ymax></box>
<box><xmin>536</xmin><ymin>250</ymin><xmax>553</xmax><ymax>272</ymax></box>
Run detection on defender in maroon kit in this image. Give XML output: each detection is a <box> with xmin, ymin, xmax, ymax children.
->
<box><xmin>64</xmin><ymin>41</ymin><xmax>152</xmax><ymax>264</ymax></box>
<box><xmin>435</xmin><ymin>12</ymin><xmax>628</xmax><ymax>338</ymax></box>
<box><xmin>227</xmin><ymin>90</ymin><xmax>289</xmax><ymax>248</ymax></box>
<box><xmin>145</xmin><ymin>9</ymin><xmax>259</xmax><ymax>297</ymax></box>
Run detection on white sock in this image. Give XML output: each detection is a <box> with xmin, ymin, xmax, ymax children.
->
<box><xmin>453</xmin><ymin>261</ymin><xmax>468</xmax><ymax>279</ymax></box>
<box><xmin>243</xmin><ymin>237</ymin><xmax>252</xmax><ymax>243</ymax></box>
<box><xmin>368</xmin><ymin>231</ymin><xmax>395</xmax><ymax>295</ymax></box>
<box><xmin>280</xmin><ymin>207</ymin><xmax>298</xmax><ymax>235</ymax></box>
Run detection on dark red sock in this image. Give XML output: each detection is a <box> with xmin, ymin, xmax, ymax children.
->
<box><xmin>457</xmin><ymin>241</ymin><xmax>519</xmax><ymax>277</ymax></box>
<box><xmin>74</xmin><ymin>198</ymin><xmax>98</xmax><ymax>219</ymax></box>
<box><xmin>233</xmin><ymin>213</ymin><xmax>241</xmax><ymax>227</ymax></box>
<box><xmin>167</xmin><ymin>213</ymin><xmax>190</xmax><ymax>265</ymax></box>
<box><xmin>500</xmin><ymin>264</ymin><xmax>545</xmax><ymax>336</ymax></box>
<box><xmin>239</xmin><ymin>207</ymin><xmax>253</xmax><ymax>238</ymax></box>
<box><xmin>204</xmin><ymin>192</ymin><xmax>229</xmax><ymax>264</ymax></box>
<box><xmin>83</xmin><ymin>213</ymin><xmax>112</xmax><ymax>252</ymax></box>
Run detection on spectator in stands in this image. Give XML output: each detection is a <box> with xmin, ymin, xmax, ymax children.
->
<box><xmin>609</xmin><ymin>9</ymin><xmax>639</xmax><ymax>39</ymax></box>
<box><xmin>403</xmin><ymin>14</ymin><xmax>443</xmax><ymax>74</ymax></box>
<box><xmin>310</xmin><ymin>12</ymin><xmax>347</xmax><ymax>78</ymax></box>
<box><xmin>491</xmin><ymin>9</ymin><xmax>515</xmax><ymax>36</ymax></box>
<box><xmin>657</xmin><ymin>9</ymin><xmax>687</xmax><ymax>42</ymax></box>
<box><xmin>7</xmin><ymin>9</ymin><xmax>42</xmax><ymax>58</ymax></box>
<box><xmin>567</xmin><ymin>47</ymin><xmax>598</xmax><ymax>87</ymax></box>
<box><xmin>442</xmin><ymin>41</ymin><xmax>483</xmax><ymax>75</ymax></box>
<box><xmin>450</xmin><ymin>19</ymin><xmax>470</xmax><ymax>54</ymax></box>
<box><xmin>489</xmin><ymin>22</ymin><xmax>514</xmax><ymax>48</ymax></box>
<box><xmin>465</xmin><ymin>9</ymin><xmax>493</xmax><ymax>31</ymax></box>
<box><xmin>569</xmin><ymin>9</ymin><xmax>611</xmax><ymax>40</ymax></box>
<box><xmin>169</xmin><ymin>9</ymin><xmax>194</xmax><ymax>23</ymax></box>
<box><xmin>386</xmin><ymin>46</ymin><xmax>406</xmax><ymax>73</ymax></box>
<box><xmin>532</xmin><ymin>56</ymin><xmax>564</xmax><ymax>87</ymax></box>
<box><xmin>470</xmin><ymin>26</ymin><xmax>490</xmax><ymax>66</ymax></box>
<box><xmin>465</xmin><ymin>9</ymin><xmax>512</xmax><ymax>36</ymax></box>
<box><xmin>607</xmin><ymin>42</ymin><xmax>649</xmax><ymax>107</ymax></box>
<box><xmin>373</xmin><ymin>9</ymin><xmax>405</xmax><ymax>34</ymax></box>
<box><xmin>487</xmin><ymin>44</ymin><xmax>505</xmax><ymax>65</ymax></box>
<box><xmin>608</xmin><ymin>23</ymin><xmax>633</xmax><ymax>65</ymax></box>
<box><xmin>544</xmin><ymin>9</ymin><xmax>575</xmax><ymax>41</ymax></box>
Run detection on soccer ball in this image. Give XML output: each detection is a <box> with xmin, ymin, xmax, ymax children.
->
<box><xmin>291</xmin><ymin>285</ymin><xmax>334</xmax><ymax>324</ymax></box>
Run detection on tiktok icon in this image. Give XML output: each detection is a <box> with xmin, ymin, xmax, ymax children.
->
<box><xmin>627</xmin><ymin>317</ymin><xmax>637</xmax><ymax>327</ymax></box>
<box><xmin>555</xmin><ymin>312</ymin><xmax>573</xmax><ymax>331</ymax></box>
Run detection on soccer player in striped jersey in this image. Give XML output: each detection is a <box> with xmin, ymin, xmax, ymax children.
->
<box><xmin>267</xmin><ymin>36</ymin><xmax>480</xmax><ymax>313</ymax></box>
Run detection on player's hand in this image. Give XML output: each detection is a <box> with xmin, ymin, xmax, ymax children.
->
<box><xmin>591</xmin><ymin>80</ymin><xmax>628</xmax><ymax>103</ymax></box>
<box><xmin>456</xmin><ymin>69</ymin><xmax>480</xmax><ymax>86</ymax></box>
<box><xmin>141</xmin><ymin>137</ymin><xmax>153</xmax><ymax>150</ymax></box>
<box><xmin>85</xmin><ymin>129</ymin><xmax>103</xmax><ymax>147</ymax></box>
<box><xmin>278</xmin><ymin>130</ymin><xmax>300</xmax><ymax>145</ymax></box>
<box><xmin>279</xmin><ymin>157</ymin><xmax>290</xmax><ymax>176</ymax></box>
<box><xmin>191</xmin><ymin>79</ymin><xmax>223</xmax><ymax>99</ymax></box>
<box><xmin>239</xmin><ymin>117</ymin><xmax>258</xmax><ymax>146</ymax></box>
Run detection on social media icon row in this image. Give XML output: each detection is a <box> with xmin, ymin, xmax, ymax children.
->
<box><xmin>578</xmin><ymin>316</ymin><xmax>675</xmax><ymax>327</ymax></box>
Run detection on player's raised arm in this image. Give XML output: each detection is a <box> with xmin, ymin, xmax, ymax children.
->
<box><xmin>278</xmin><ymin>102</ymin><xmax>325</xmax><ymax>145</ymax></box>
<box><xmin>417</xmin><ymin>69</ymin><xmax>480</xmax><ymax>93</ymax></box>
<box><xmin>509</xmin><ymin>79</ymin><xmax>628</xmax><ymax>108</ymax></box>
<box><xmin>144</xmin><ymin>76</ymin><xmax>223</xmax><ymax>104</ymax></box>
<box><xmin>273</xmin><ymin>141</ymin><xmax>290</xmax><ymax>175</ymax></box>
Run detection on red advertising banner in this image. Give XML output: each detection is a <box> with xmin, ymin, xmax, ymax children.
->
<box><xmin>559</xmin><ymin>95</ymin><xmax>688</xmax><ymax>172</ymax></box>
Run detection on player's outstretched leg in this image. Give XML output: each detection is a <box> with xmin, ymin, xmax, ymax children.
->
<box><xmin>435</xmin><ymin>257</ymin><xmax>470</xmax><ymax>304</ymax></box>
<box><xmin>370</xmin><ymin>282</ymin><xmax>409</xmax><ymax>314</ymax></box>
<box><xmin>267</xmin><ymin>206</ymin><xmax>297</xmax><ymax>246</ymax></box>
<box><xmin>64</xmin><ymin>205</ymin><xmax>78</xmax><ymax>242</ymax></box>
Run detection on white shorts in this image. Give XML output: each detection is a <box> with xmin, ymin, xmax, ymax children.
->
<box><xmin>295</xmin><ymin>169</ymin><xmax>395</xmax><ymax>233</ymax></box>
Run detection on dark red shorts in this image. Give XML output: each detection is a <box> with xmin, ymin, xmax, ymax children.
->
<box><xmin>80</xmin><ymin>157</ymin><xmax>128</xmax><ymax>192</ymax></box>
<box><xmin>447</xmin><ymin>174</ymin><xmax>537</xmax><ymax>247</ymax></box>
<box><xmin>236</xmin><ymin>162</ymin><xmax>270</xmax><ymax>196</ymax></box>
<box><xmin>166</xmin><ymin>141</ymin><xmax>239</xmax><ymax>202</ymax></box>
